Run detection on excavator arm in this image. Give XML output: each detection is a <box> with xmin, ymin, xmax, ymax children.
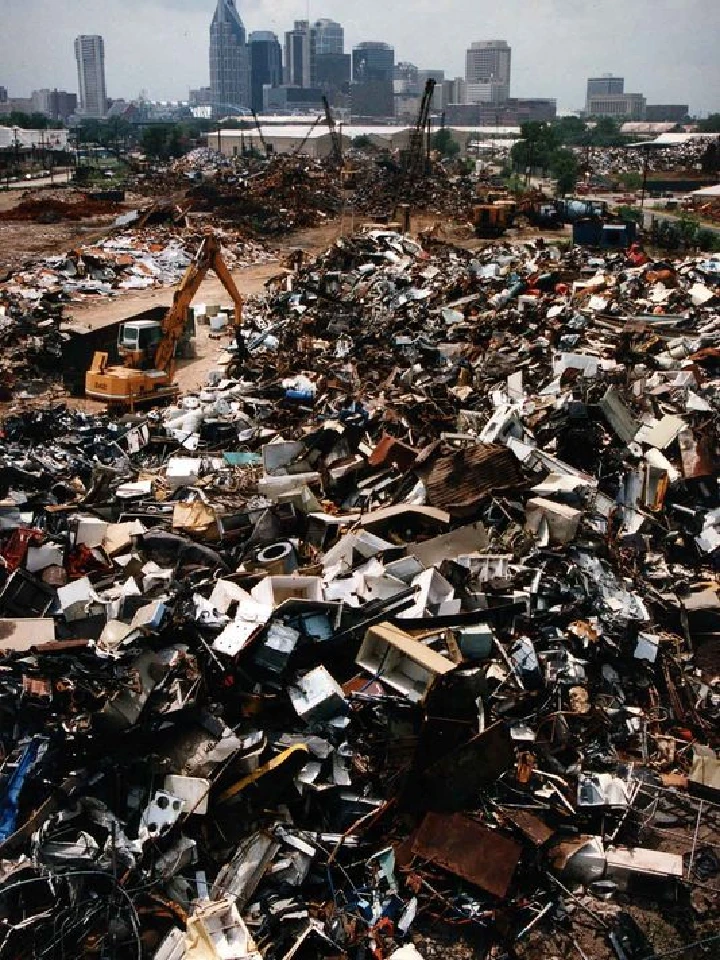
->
<box><xmin>153</xmin><ymin>231</ymin><xmax>244</xmax><ymax>376</ymax></box>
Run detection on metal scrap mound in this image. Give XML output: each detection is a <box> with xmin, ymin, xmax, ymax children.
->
<box><xmin>0</xmin><ymin>194</ymin><xmax>124</xmax><ymax>224</ymax></box>
<box><xmin>0</xmin><ymin>229</ymin><xmax>719</xmax><ymax>960</ymax></box>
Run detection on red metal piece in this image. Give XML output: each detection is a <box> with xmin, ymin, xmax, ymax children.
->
<box><xmin>0</xmin><ymin>528</ymin><xmax>44</xmax><ymax>572</ymax></box>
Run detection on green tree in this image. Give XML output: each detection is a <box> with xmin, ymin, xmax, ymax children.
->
<box><xmin>550</xmin><ymin>148</ymin><xmax>579</xmax><ymax>195</ymax></box>
<box><xmin>552</xmin><ymin>116</ymin><xmax>589</xmax><ymax>146</ymax></box>
<box><xmin>588</xmin><ymin>117</ymin><xmax>626</xmax><ymax>146</ymax></box>
<box><xmin>141</xmin><ymin>125</ymin><xmax>170</xmax><ymax>160</ymax></box>
<box><xmin>432</xmin><ymin>127</ymin><xmax>460</xmax><ymax>158</ymax></box>
<box><xmin>618</xmin><ymin>171</ymin><xmax>643</xmax><ymax>191</ymax></box>
<box><xmin>698</xmin><ymin>113</ymin><xmax>720</xmax><ymax>133</ymax></box>
<box><xmin>510</xmin><ymin>122</ymin><xmax>560</xmax><ymax>177</ymax></box>
<box><xmin>351</xmin><ymin>135</ymin><xmax>373</xmax><ymax>148</ymax></box>
<box><xmin>167</xmin><ymin>126</ymin><xmax>184</xmax><ymax>159</ymax></box>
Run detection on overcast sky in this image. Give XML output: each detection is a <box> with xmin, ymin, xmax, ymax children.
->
<box><xmin>1</xmin><ymin>0</ymin><xmax>718</xmax><ymax>114</ymax></box>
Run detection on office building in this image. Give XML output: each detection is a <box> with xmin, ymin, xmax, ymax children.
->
<box><xmin>394</xmin><ymin>63</ymin><xmax>419</xmax><ymax>96</ymax></box>
<box><xmin>586</xmin><ymin>74</ymin><xmax>624</xmax><ymax>110</ymax></box>
<box><xmin>645</xmin><ymin>104</ymin><xmax>689</xmax><ymax>122</ymax></box>
<box><xmin>285</xmin><ymin>21</ymin><xmax>313</xmax><ymax>88</ymax></box>
<box><xmin>190</xmin><ymin>87</ymin><xmax>212</xmax><ymax>107</ymax></box>
<box><xmin>74</xmin><ymin>35</ymin><xmax>107</xmax><ymax>118</ymax></box>
<box><xmin>442</xmin><ymin>77</ymin><xmax>467</xmax><ymax>107</ymax></box>
<box><xmin>465</xmin><ymin>40</ymin><xmax>511</xmax><ymax>102</ymax></box>
<box><xmin>418</xmin><ymin>69</ymin><xmax>445</xmax><ymax>110</ymax></box>
<box><xmin>263</xmin><ymin>86</ymin><xmax>324</xmax><ymax>113</ymax></box>
<box><xmin>249</xmin><ymin>31</ymin><xmax>282</xmax><ymax>113</ymax></box>
<box><xmin>0</xmin><ymin>87</ymin><xmax>7</xmax><ymax>104</ymax></box>
<box><xmin>351</xmin><ymin>42</ymin><xmax>394</xmax><ymax>119</ymax></box>
<box><xmin>314</xmin><ymin>54</ymin><xmax>351</xmax><ymax>102</ymax></box>
<box><xmin>353</xmin><ymin>42</ymin><xmax>394</xmax><ymax>83</ymax></box>
<box><xmin>31</xmin><ymin>89</ymin><xmax>78</xmax><ymax>122</ymax></box>
<box><xmin>586</xmin><ymin>92</ymin><xmax>646</xmax><ymax>119</ymax></box>
<box><xmin>313</xmin><ymin>19</ymin><xmax>344</xmax><ymax>56</ymax></box>
<box><xmin>209</xmin><ymin>0</ymin><xmax>250</xmax><ymax>110</ymax></box>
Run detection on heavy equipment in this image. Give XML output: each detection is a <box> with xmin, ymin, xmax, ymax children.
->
<box><xmin>391</xmin><ymin>78</ymin><xmax>437</xmax><ymax>228</ymax></box>
<box><xmin>251</xmin><ymin>110</ymin><xmax>270</xmax><ymax>156</ymax></box>
<box><xmin>322</xmin><ymin>96</ymin><xmax>343</xmax><ymax>168</ymax></box>
<box><xmin>85</xmin><ymin>230</ymin><xmax>243</xmax><ymax>409</ymax></box>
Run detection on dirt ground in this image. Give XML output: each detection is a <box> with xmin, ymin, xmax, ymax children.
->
<box><xmin>0</xmin><ymin>187</ymin><xmax>141</xmax><ymax>275</ymax></box>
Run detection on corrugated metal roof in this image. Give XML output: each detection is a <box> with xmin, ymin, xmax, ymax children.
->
<box><xmin>418</xmin><ymin>443</ymin><xmax>524</xmax><ymax>517</ymax></box>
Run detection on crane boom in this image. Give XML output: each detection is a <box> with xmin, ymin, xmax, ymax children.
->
<box><xmin>322</xmin><ymin>96</ymin><xmax>343</xmax><ymax>167</ymax></box>
<box><xmin>405</xmin><ymin>78</ymin><xmax>436</xmax><ymax>181</ymax></box>
<box><xmin>251</xmin><ymin>110</ymin><xmax>268</xmax><ymax>154</ymax></box>
<box><xmin>292</xmin><ymin>115</ymin><xmax>322</xmax><ymax>157</ymax></box>
<box><xmin>392</xmin><ymin>78</ymin><xmax>437</xmax><ymax>225</ymax></box>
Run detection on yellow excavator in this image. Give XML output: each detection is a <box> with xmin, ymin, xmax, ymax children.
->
<box><xmin>85</xmin><ymin>230</ymin><xmax>243</xmax><ymax>409</ymax></box>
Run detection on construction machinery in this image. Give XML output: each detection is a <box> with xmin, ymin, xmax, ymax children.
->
<box><xmin>85</xmin><ymin>230</ymin><xmax>243</xmax><ymax>409</ymax></box>
<box><xmin>251</xmin><ymin>110</ymin><xmax>270</xmax><ymax>156</ymax></box>
<box><xmin>472</xmin><ymin>202</ymin><xmax>516</xmax><ymax>238</ymax></box>
<box><xmin>391</xmin><ymin>78</ymin><xmax>437</xmax><ymax>227</ymax></box>
<box><xmin>322</xmin><ymin>96</ymin><xmax>343</xmax><ymax>168</ymax></box>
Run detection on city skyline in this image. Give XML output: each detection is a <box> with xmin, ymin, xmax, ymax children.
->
<box><xmin>1</xmin><ymin>0</ymin><xmax>719</xmax><ymax>115</ymax></box>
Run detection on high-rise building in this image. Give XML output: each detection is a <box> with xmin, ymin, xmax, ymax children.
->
<box><xmin>284</xmin><ymin>21</ymin><xmax>313</xmax><ymax>88</ymax></box>
<box><xmin>74</xmin><ymin>35</ymin><xmax>107</xmax><ymax>118</ymax></box>
<box><xmin>465</xmin><ymin>40</ymin><xmax>511</xmax><ymax>102</ymax></box>
<box><xmin>313</xmin><ymin>19</ymin><xmax>344</xmax><ymax>56</ymax></box>
<box><xmin>249</xmin><ymin>31</ymin><xmax>282</xmax><ymax>113</ymax></box>
<box><xmin>352</xmin><ymin>42</ymin><xmax>394</xmax><ymax>83</ymax></box>
<box><xmin>314</xmin><ymin>54</ymin><xmax>351</xmax><ymax>103</ymax></box>
<box><xmin>586</xmin><ymin>74</ymin><xmax>624</xmax><ymax>110</ymax></box>
<box><xmin>209</xmin><ymin>0</ymin><xmax>250</xmax><ymax>111</ymax></box>
<box><xmin>351</xmin><ymin>42</ymin><xmax>395</xmax><ymax>119</ymax></box>
<box><xmin>0</xmin><ymin>87</ymin><xmax>8</xmax><ymax>104</ymax></box>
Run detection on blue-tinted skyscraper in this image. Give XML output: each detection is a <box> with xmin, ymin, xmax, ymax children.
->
<box><xmin>210</xmin><ymin>0</ymin><xmax>250</xmax><ymax>110</ymax></box>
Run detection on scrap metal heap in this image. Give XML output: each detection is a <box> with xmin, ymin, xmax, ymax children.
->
<box><xmin>139</xmin><ymin>150</ymin><xmax>477</xmax><ymax>235</ymax></box>
<box><xmin>0</xmin><ymin>231</ymin><xmax>719</xmax><ymax>960</ymax></box>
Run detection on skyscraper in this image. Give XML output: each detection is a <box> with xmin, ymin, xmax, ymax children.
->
<box><xmin>209</xmin><ymin>0</ymin><xmax>250</xmax><ymax>110</ymax></box>
<box><xmin>74</xmin><ymin>35</ymin><xmax>107</xmax><ymax>118</ymax></box>
<box><xmin>352</xmin><ymin>42</ymin><xmax>395</xmax><ymax>84</ymax></box>
<box><xmin>284</xmin><ymin>21</ymin><xmax>313</xmax><ymax>88</ymax></box>
<box><xmin>313</xmin><ymin>19</ymin><xmax>344</xmax><ymax>56</ymax></box>
<box><xmin>249</xmin><ymin>31</ymin><xmax>282</xmax><ymax>114</ymax></box>
<box><xmin>465</xmin><ymin>40</ymin><xmax>511</xmax><ymax>102</ymax></box>
<box><xmin>351</xmin><ymin>42</ymin><xmax>395</xmax><ymax>119</ymax></box>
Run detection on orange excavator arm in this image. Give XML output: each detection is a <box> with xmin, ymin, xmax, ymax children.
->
<box><xmin>153</xmin><ymin>230</ymin><xmax>244</xmax><ymax>377</ymax></box>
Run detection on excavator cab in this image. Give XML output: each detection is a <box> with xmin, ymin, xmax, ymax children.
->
<box><xmin>117</xmin><ymin>320</ymin><xmax>164</xmax><ymax>368</ymax></box>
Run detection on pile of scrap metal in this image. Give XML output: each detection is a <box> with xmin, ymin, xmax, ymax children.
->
<box><xmin>0</xmin><ymin>229</ymin><xmax>719</xmax><ymax>960</ymax></box>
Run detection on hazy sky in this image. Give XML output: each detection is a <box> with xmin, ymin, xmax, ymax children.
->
<box><xmin>1</xmin><ymin>0</ymin><xmax>719</xmax><ymax>114</ymax></box>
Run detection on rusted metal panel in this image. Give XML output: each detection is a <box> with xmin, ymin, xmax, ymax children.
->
<box><xmin>678</xmin><ymin>427</ymin><xmax>715</xmax><ymax>479</ymax></box>
<box><xmin>420</xmin><ymin>721</ymin><xmax>514</xmax><ymax>811</ymax></box>
<box><xmin>411</xmin><ymin>811</ymin><xmax>522</xmax><ymax>898</ymax></box>
<box><xmin>418</xmin><ymin>444</ymin><xmax>524</xmax><ymax>518</ymax></box>
<box><xmin>503</xmin><ymin>809</ymin><xmax>555</xmax><ymax>846</ymax></box>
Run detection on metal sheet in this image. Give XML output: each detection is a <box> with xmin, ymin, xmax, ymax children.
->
<box><xmin>411</xmin><ymin>811</ymin><xmax>521</xmax><ymax>898</ymax></box>
<box><xmin>419</xmin><ymin>444</ymin><xmax>524</xmax><ymax>518</ymax></box>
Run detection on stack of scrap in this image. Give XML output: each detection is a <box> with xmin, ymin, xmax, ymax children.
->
<box><xmin>0</xmin><ymin>228</ymin><xmax>718</xmax><ymax>960</ymax></box>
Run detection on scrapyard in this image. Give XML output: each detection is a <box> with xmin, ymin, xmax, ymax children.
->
<box><xmin>0</xmin><ymin>159</ymin><xmax>719</xmax><ymax>960</ymax></box>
